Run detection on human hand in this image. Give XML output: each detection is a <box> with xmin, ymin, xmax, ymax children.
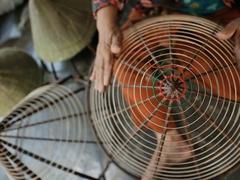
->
<box><xmin>223</xmin><ymin>0</ymin><xmax>235</xmax><ymax>7</ymax></box>
<box><xmin>90</xmin><ymin>6</ymin><xmax>122</xmax><ymax>92</ymax></box>
<box><xmin>140</xmin><ymin>0</ymin><xmax>154</xmax><ymax>8</ymax></box>
<box><xmin>216</xmin><ymin>17</ymin><xmax>240</xmax><ymax>69</ymax></box>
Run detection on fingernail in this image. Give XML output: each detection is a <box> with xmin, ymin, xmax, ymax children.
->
<box><xmin>215</xmin><ymin>32</ymin><xmax>221</xmax><ymax>36</ymax></box>
<box><xmin>216</xmin><ymin>32</ymin><xmax>225</xmax><ymax>40</ymax></box>
<box><xmin>104</xmin><ymin>80</ymin><xmax>109</xmax><ymax>86</ymax></box>
<box><xmin>111</xmin><ymin>46</ymin><xmax>121</xmax><ymax>54</ymax></box>
<box><xmin>216</xmin><ymin>32</ymin><xmax>224</xmax><ymax>39</ymax></box>
<box><xmin>96</xmin><ymin>83</ymin><xmax>103</xmax><ymax>93</ymax></box>
<box><xmin>95</xmin><ymin>83</ymin><xmax>98</xmax><ymax>91</ymax></box>
<box><xmin>90</xmin><ymin>74</ymin><xmax>94</xmax><ymax>81</ymax></box>
<box><xmin>99</xmin><ymin>86</ymin><xmax>104</xmax><ymax>93</ymax></box>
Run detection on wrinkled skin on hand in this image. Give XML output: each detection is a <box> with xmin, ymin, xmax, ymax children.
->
<box><xmin>90</xmin><ymin>6</ymin><xmax>123</xmax><ymax>92</ymax></box>
<box><xmin>217</xmin><ymin>17</ymin><xmax>240</xmax><ymax>69</ymax></box>
<box><xmin>92</xmin><ymin>0</ymin><xmax>239</xmax><ymax>92</ymax></box>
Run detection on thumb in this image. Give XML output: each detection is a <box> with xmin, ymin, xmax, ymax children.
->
<box><xmin>235</xmin><ymin>47</ymin><xmax>240</xmax><ymax>69</ymax></box>
<box><xmin>111</xmin><ymin>30</ymin><xmax>122</xmax><ymax>54</ymax></box>
<box><xmin>216</xmin><ymin>18</ymin><xmax>240</xmax><ymax>40</ymax></box>
<box><xmin>223</xmin><ymin>0</ymin><xmax>234</xmax><ymax>7</ymax></box>
<box><xmin>234</xmin><ymin>31</ymin><xmax>240</xmax><ymax>69</ymax></box>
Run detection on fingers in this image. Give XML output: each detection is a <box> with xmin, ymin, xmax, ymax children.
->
<box><xmin>111</xmin><ymin>30</ymin><xmax>123</xmax><ymax>54</ymax></box>
<box><xmin>95</xmin><ymin>66</ymin><xmax>104</xmax><ymax>92</ymax></box>
<box><xmin>216</xmin><ymin>18</ymin><xmax>240</xmax><ymax>40</ymax></box>
<box><xmin>235</xmin><ymin>47</ymin><xmax>240</xmax><ymax>69</ymax></box>
<box><xmin>216</xmin><ymin>18</ymin><xmax>240</xmax><ymax>69</ymax></box>
<box><xmin>90</xmin><ymin>30</ymin><xmax>122</xmax><ymax>92</ymax></box>
<box><xmin>91</xmin><ymin>28</ymin><xmax>122</xmax><ymax>92</ymax></box>
<box><xmin>141</xmin><ymin>0</ymin><xmax>154</xmax><ymax>8</ymax></box>
<box><xmin>90</xmin><ymin>70</ymin><xmax>95</xmax><ymax>81</ymax></box>
<box><xmin>90</xmin><ymin>57</ymin><xmax>97</xmax><ymax>81</ymax></box>
<box><xmin>223</xmin><ymin>0</ymin><xmax>235</xmax><ymax>7</ymax></box>
<box><xmin>234</xmin><ymin>31</ymin><xmax>240</xmax><ymax>69</ymax></box>
<box><xmin>103</xmin><ymin>53</ymin><xmax>112</xmax><ymax>86</ymax></box>
<box><xmin>92</xmin><ymin>45</ymin><xmax>105</xmax><ymax>92</ymax></box>
<box><xmin>91</xmin><ymin>43</ymin><xmax>113</xmax><ymax>92</ymax></box>
<box><xmin>101</xmin><ymin>43</ymin><xmax>112</xmax><ymax>87</ymax></box>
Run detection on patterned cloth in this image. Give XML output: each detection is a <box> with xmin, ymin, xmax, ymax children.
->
<box><xmin>92</xmin><ymin>0</ymin><xmax>226</xmax><ymax>16</ymax></box>
<box><xmin>92</xmin><ymin>0</ymin><xmax>119</xmax><ymax>15</ymax></box>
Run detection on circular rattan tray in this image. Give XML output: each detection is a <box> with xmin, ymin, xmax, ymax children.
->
<box><xmin>88</xmin><ymin>15</ymin><xmax>240</xmax><ymax>180</ymax></box>
<box><xmin>0</xmin><ymin>84</ymin><xmax>94</xmax><ymax>179</ymax></box>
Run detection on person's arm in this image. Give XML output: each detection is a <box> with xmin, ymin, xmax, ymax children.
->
<box><xmin>217</xmin><ymin>17</ymin><xmax>240</xmax><ymax>69</ymax></box>
<box><xmin>223</xmin><ymin>0</ymin><xmax>235</xmax><ymax>7</ymax></box>
<box><xmin>90</xmin><ymin>1</ymin><xmax>123</xmax><ymax>92</ymax></box>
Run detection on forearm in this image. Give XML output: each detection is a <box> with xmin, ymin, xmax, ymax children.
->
<box><xmin>96</xmin><ymin>6</ymin><xmax>118</xmax><ymax>32</ymax></box>
<box><xmin>96</xmin><ymin>6</ymin><xmax>119</xmax><ymax>43</ymax></box>
<box><xmin>91</xmin><ymin>1</ymin><xmax>122</xmax><ymax>92</ymax></box>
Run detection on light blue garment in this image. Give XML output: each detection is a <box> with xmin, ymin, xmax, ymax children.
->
<box><xmin>178</xmin><ymin>0</ymin><xmax>225</xmax><ymax>15</ymax></box>
<box><xmin>152</xmin><ymin>0</ymin><xmax>226</xmax><ymax>16</ymax></box>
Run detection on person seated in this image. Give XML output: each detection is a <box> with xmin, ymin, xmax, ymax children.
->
<box><xmin>90</xmin><ymin>1</ymin><xmax>240</xmax><ymax>179</ymax></box>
